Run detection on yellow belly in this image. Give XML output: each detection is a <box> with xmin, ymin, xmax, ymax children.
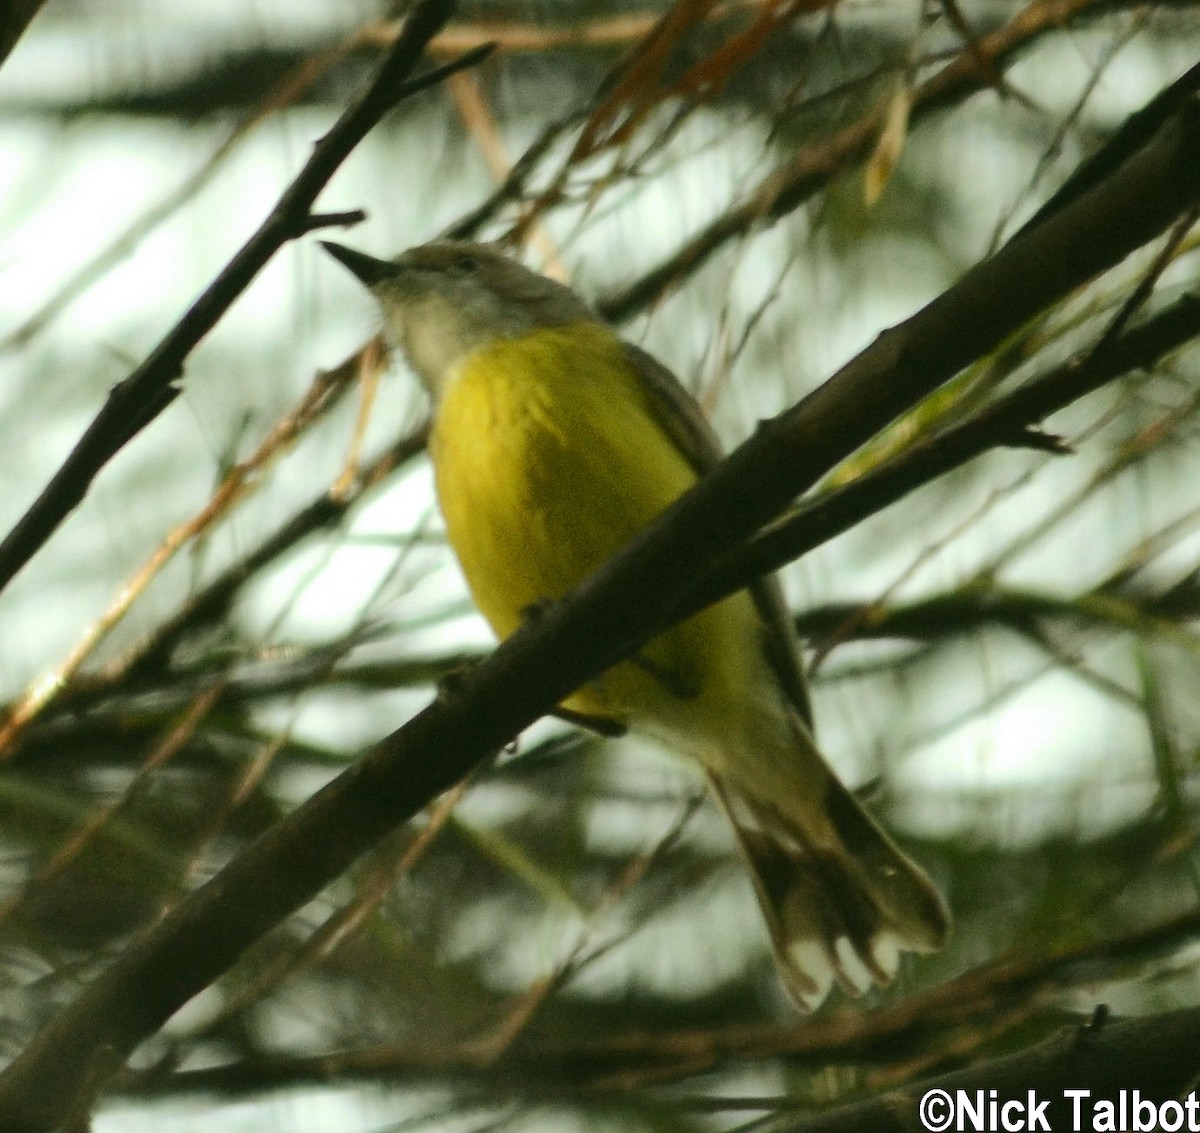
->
<box><xmin>429</xmin><ymin>322</ymin><xmax>761</xmax><ymax>739</ymax></box>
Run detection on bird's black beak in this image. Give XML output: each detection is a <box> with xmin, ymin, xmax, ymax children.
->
<box><xmin>320</xmin><ymin>241</ymin><xmax>398</xmax><ymax>287</ymax></box>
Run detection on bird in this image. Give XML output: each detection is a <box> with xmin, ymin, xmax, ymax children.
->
<box><xmin>322</xmin><ymin>238</ymin><xmax>949</xmax><ymax>1009</ymax></box>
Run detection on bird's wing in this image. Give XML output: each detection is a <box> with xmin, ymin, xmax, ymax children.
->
<box><xmin>622</xmin><ymin>342</ymin><xmax>812</xmax><ymax>725</ymax></box>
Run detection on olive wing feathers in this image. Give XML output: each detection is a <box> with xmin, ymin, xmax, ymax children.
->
<box><xmin>620</xmin><ymin>341</ymin><xmax>812</xmax><ymax>726</ymax></box>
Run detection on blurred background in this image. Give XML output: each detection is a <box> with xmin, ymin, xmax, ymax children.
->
<box><xmin>1</xmin><ymin>0</ymin><xmax>1199</xmax><ymax>1129</ymax></box>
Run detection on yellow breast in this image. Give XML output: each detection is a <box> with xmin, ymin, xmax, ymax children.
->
<box><xmin>428</xmin><ymin>322</ymin><xmax>760</xmax><ymax>735</ymax></box>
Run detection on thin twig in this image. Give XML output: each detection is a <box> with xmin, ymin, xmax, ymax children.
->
<box><xmin>690</xmin><ymin>291</ymin><xmax>1200</xmax><ymax>618</ymax></box>
<box><xmin>0</xmin><ymin>3</ymin><xmax>489</xmax><ymax>597</ymax></box>
<box><xmin>598</xmin><ymin>0</ymin><xmax>1120</xmax><ymax>322</ymax></box>
<box><xmin>0</xmin><ymin>349</ymin><xmax>371</xmax><ymax>754</ymax></box>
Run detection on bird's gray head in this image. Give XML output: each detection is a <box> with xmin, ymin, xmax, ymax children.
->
<box><xmin>321</xmin><ymin>239</ymin><xmax>597</xmax><ymax>399</ymax></box>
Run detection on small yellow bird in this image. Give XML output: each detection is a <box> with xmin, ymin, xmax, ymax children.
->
<box><xmin>323</xmin><ymin>239</ymin><xmax>948</xmax><ymax>1009</ymax></box>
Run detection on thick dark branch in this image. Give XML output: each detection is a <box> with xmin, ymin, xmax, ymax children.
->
<box><xmin>0</xmin><ymin>1</ymin><xmax>483</xmax><ymax>598</ymax></box>
<box><xmin>0</xmin><ymin>86</ymin><xmax>1196</xmax><ymax>1133</ymax></box>
<box><xmin>690</xmin><ymin>290</ymin><xmax>1200</xmax><ymax>615</ymax></box>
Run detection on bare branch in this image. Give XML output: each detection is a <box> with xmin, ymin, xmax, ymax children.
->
<box><xmin>0</xmin><ymin>0</ymin><xmax>485</xmax><ymax>598</ymax></box>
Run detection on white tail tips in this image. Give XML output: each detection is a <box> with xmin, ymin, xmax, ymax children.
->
<box><xmin>710</xmin><ymin>769</ymin><xmax>948</xmax><ymax>1011</ymax></box>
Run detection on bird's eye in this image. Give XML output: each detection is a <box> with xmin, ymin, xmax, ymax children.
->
<box><xmin>451</xmin><ymin>255</ymin><xmax>478</xmax><ymax>274</ymax></box>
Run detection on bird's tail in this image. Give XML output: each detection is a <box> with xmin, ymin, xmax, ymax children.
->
<box><xmin>708</xmin><ymin>737</ymin><xmax>948</xmax><ymax>1011</ymax></box>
